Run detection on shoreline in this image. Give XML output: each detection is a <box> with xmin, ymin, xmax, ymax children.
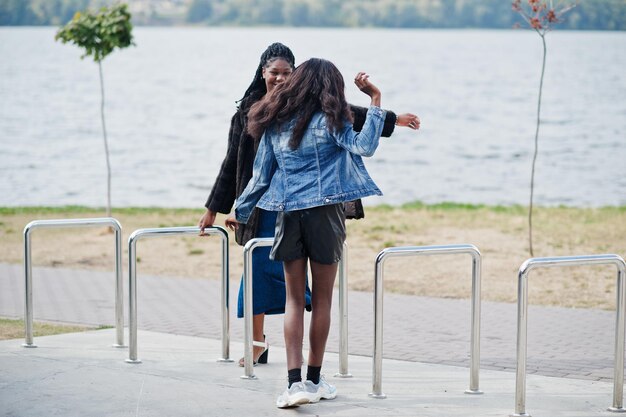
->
<box><xmin>1</xmin><ymin>204</ymin><xmax>624</xmax><ymax>310</ymax></box>
<box><xmin>1</xmin><ymin>201</ymin><xmax>626</xmax><ymax>214</ymax></box>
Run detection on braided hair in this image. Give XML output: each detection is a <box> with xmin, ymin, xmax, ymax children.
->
<box><xmin>247</xmin><ymin>58</ymin><xmax>353</xmax><ymax>150</ymax></box>
<box><xmin>239</xmin><ymin>42</ymin><xmax>296</xmax><ymax>105</ymax></box>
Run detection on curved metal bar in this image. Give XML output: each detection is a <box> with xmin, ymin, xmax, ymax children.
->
<box><xmin>241</xmin><ymin>239</ymin><xmax>350</xmax><ymax>379</ymax></box>
<box><xmin>512</xmin><ymin>254</ymin><xmax>626</xmax><ymax>417</ymax></box>
<box><xmin>241</xmin><ymin>238</ymin><xmax>274</xmax><ymax>379</ymax></box>
<box><xmin>335</xmin><ymin>242</ymin><xmax>352</xmax><ymax>378</ymax></box>
<box><xmin>23</xmin><ymin>217</ymin><xmax>123</xmax><ymax>348</ymax></box>
<box><xmin>369</xmin><ymin>244</ymin><xmax>483</xmax><ymax>399</ymax></box>
<box><xmin>126</xmin><ymin>226</ymin><xmax>229</xmax><ymax>364</ymax></box>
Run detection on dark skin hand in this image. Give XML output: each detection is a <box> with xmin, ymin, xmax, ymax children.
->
<box><xmin>396</xmin><ymin>113</ymin><xmax>420</xmax><ymax>130</ymax></box>
<box><xmin>198</xmin><ymin>209</ymin><xmax>217</xmax><ymax>236</ymax></box>
<box><xmin>225</xmin><ymin>217</ymin><xmax>238</xmax><ymax>231</ymax></box>
<box><xmin>198</xmin><ymin>209</ymin><xmax>238</xmax><ymax>232</ymax></box>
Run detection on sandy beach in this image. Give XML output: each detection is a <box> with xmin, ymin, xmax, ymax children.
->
<box><xmin>1</xmin><ymin>204</ymin><xmax>624</xmax><ymax>310</ymax></box>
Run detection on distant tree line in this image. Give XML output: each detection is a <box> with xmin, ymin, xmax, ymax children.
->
<box><xmin>1</xmin><ymin>0</ymin><xmax>94</xmax><ymax>26</ymax></box>
<box><xmin>2</xmin><ymin>0</ymin><xmax>625</xmax><ymax>30</ymax></box>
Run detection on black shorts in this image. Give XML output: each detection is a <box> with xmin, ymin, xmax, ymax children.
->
<box><xmin>270</xmin><ymin>204</ymin><xmax>346</xmax><ymax>265</ymax></box>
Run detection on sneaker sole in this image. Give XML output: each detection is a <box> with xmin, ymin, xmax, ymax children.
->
<box><xmin>320</xmin><ymin>392</ymin><xmax>337</xmax><ymax>400</ymax></box>
<box><xmin>276</xmin><ymin>393</ymin><xmax>314</xmax><ymax>408</ymax></box>
<box><xmin>290</xmin><ymin>396</ymin><xmax>311</xmax><ymax>407</ymax></box>
<box><xmin>308</xmin><ymin>393</ymin><xmax>323</xmax><ymax>404</ymax></box>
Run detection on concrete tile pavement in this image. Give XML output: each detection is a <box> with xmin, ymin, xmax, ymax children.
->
<box><xmin>0</xmin><ymin>262</ymin><xmax>620</xmax><ymax>383</ymax></box>
<box><xmin>0</xmin><ymin>329</ymin><xmax>619</xmax><ymax>417</ymax></box>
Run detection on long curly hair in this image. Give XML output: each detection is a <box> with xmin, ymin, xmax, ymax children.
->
<box><xmin>246</xmin><ymin>58</ymin><xmax>353</xmax><ymax>149</ymax></box>
<box><xmin>239</xmin><ymin>42</ymin><xmax>295</xmax><ymax>105</ymax></box>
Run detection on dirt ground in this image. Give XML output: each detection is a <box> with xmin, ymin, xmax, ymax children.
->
<box><xmin>1</xmin><ymin>205</ymin><xmax>624</xmax><ymax>310</ymax></box>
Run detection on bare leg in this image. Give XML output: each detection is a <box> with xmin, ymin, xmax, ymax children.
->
<box><xmin>253</xmin><ymin>313</ymin><xmax>266</xmax><ymax>351</ymax></box>
<box><xmin>239</xmin><ymin>313</ymin><xmax>266</xmax><ymax>366</ymax></box>
<box><xmin>308</xmin><ymin>261</ymin><xmax>338</xmax><ymax>367</ymax></box>
<box><xmin>283</xmin><ymin>258</ymin><xmax>308</xmax><ymax>370</ymax></box>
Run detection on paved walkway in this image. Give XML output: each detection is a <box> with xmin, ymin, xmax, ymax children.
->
<box><xmin>0</xmin><ymin>329</ymin><xmax>617</xmax><ymax>417</ymax></box>
<box><xmin>0</xmin><ymin>263</ymin><xmax>620</xmax><ymax>382</ymax></box>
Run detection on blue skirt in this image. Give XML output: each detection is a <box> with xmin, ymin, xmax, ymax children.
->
<box><xmin>237</xmin><ymin>209</ymin><xmax>312</xmax><ymax>318</ymax></box>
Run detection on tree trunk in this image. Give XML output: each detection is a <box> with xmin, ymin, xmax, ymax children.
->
<box><xmin>99</xmin><ymin>61</ymin><xmax>112</xmax><ymax>218</ymax></box>
<box><xmin>528</xmin><ymin>35</ymin><xmax>547</xmax><ymax>257</ymax></box>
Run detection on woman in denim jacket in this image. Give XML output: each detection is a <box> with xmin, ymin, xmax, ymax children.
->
<box><xmin>198</xmin><ymin>43</ymin><xmax>420</xmax><ymax>368</ymax></box>
<box><xmin>234</xmin><ymin>58</ymin><xmax>387</xmax><ymax>408</ymax></box>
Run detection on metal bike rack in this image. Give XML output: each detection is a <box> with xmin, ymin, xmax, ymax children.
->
<box><xmin>336</xmin><ymin>243</ymin><xmax>351</xmax><ymax>378</ymax></box>
<box><xmin>23</xmin><ymin>217</ymin><xmax>124</xmax><ymax>348</ymax></box>
<box><xmin>125</xmin><ymin>226</ymin><xmax>230</xmax><ymax>364</ymax></box>
<box><xmin>241</xmin><ymin>238</ymin><xmax>349</xmax><ymax>379</ymax></box>
<box><xmin>369</xmin><ymin>244</ymin><xmax>483</xmax><ymax>399</ymax></box>
<box><xmin>511</xmin><ymin>254</ymin><xmax>626</xmax><ymax>417</ymax></box>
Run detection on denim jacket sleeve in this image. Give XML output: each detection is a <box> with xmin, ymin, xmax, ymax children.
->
<box><xmin>234</xmin><ymin>132</ymin><xmax>277</xmax><ymax>224</ymax></box>
<box><xmin>350</xmin><ymin>104</ymin><xmax>396</xmax><ymax>138</ymax></box>
<box><xmin>332</xmin><ymin>106</ymin><xmax>386</xmax><ymax>157</ymax></box>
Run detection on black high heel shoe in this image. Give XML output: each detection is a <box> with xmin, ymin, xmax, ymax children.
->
<box><xmin>238</xmin><ymin>335</ymin><xmax>269</xmax><ymax>367</ymax></box>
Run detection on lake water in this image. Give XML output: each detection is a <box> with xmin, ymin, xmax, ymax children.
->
<box><xmin>0</xmin><ymin>27</ymin><xmax>624</xmax><ymax>208</ymax></box>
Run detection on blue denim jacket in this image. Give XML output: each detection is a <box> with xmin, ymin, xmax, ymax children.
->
<box><xmin>234</xmin><ymin>106</ymin><xmax>386</xmax><ymax>224</ymax></box>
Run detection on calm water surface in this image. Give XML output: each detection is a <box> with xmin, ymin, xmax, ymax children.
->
<box><xmin>0</xmin><ymin>27</ymin><xmax>624</xmax><ymax>208</ymax></box>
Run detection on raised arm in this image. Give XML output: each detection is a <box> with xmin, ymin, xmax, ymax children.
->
<box><xmin>354</xmin><ymin>72</ymin><xmax>381</xmax><ymax>107</ymax></box>
<box><xmin>333</xmin><ymin>73</ymin><xmax>386</xmax><ymax>157</ymax></box>
<box><xmin>334</xmin><ymin>106</ymin><xmax>386</xmax><ymax>157</ymax></box>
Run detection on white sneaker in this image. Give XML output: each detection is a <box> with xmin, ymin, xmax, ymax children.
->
<box><xmin>276</xmin><ymin>382</ymin><xmax>318</xmax><ymax>408</ymax></box>
<box><xmin>305</xmin><ymin>375</ymin><xmax>337</xmax><ymax>401</ymax></box>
